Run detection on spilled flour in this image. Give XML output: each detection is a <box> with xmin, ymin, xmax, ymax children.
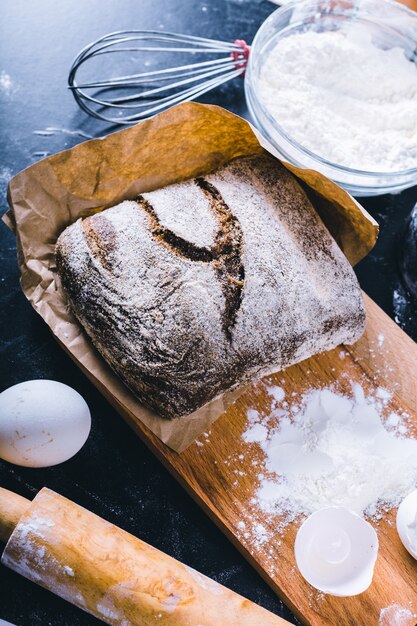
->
<box><xmin>379</xmin><ymin>603</ymin><xmax>416</xmax><ymax>626</ymax></box>
<box><xmin>243</xmin><ymin>384</ymin><xmax>417</xmax><ymax>523</ymax></box>
<box><xmin>0</xmin><ymin>70</ymin><xmax>12</xmax><ymax>94</ymax></box>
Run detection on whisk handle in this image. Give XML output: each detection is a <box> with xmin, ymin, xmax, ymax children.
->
<box><xmin>231</xmin><ymin>39</ymin><xmax>251</xmax><ymax>76</ymax></box>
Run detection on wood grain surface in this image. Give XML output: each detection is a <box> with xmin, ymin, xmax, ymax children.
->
<box><xmin>75</xmin><ymin>294</ymin><xmax>417</xmax><ymax>626</ymax></box>
<box><xmin>398</xmin><ymin>0</ymin><xmax>417</xmax><ymax>11</ymax></box>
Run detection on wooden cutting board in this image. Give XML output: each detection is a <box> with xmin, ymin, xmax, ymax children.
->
<box><xmin>90</xmin><ymin>294</ymin><xmax>417</xmax><ymax>626</ymax></box>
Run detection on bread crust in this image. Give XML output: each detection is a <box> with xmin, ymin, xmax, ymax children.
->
<box><xmin>56</xmin><ymin>155</ymin><xmax>365</xmax><ymax>419</ymax></box>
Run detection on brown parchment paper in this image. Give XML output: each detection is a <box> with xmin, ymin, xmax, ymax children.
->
<box><xmin>3</xmin><ymin>102</ymin><xmax>378</xmax><ymax>452</ymax></box>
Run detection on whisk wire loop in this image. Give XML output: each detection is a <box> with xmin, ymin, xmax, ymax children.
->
<box><xmin>68</xmin><ymin>30</ymin><xmax>250</xmax><ymax>124</ymax></box>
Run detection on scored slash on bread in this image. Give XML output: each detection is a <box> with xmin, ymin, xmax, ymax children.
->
<box><xmin>56</xmin><ymin>154</ymin><xmax>365</xmax><ymax>419</ymax></box>
<box><xmin>136</xmin><ymin>176</ymin><xmax>245</xmax><ymax>341</ymax></box>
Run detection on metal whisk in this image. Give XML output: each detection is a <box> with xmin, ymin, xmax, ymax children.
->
<box><xmin>68</xmin><ymin>31</ymin><xmax>250</xmax><ymax>124</ymax></box>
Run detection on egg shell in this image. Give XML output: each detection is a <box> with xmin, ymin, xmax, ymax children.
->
<box><xmin>396</xmin><ymin>489</ymin><xmax>417</xmax><ymax>560</ymax></box>
<box><xmin>0</xmin><ymin>380</ymin><xmax>91</xmax><ymax>468</ymax></box>
<box><xmin>294</xmin><ymin>506</ymin><xmax>378</xmax><ymax>596</ymax></box>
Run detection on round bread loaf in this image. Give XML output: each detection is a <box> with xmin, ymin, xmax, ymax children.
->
<box><xmin>56</xmin><ymin>154</ymin><xmax>365</xmax><ymax>419</ymax></box>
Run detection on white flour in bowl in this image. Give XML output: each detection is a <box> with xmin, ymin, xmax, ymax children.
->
<box><xmin>258</xmin><ymin>27</ymin><xmax>417</xmax><ymax>172</ymax></box>
<box><xmin>243</xmin><ymin>384</ymin><xmax>417</xmax><ymax>522</ymax></box>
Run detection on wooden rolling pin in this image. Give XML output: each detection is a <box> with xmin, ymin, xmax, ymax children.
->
<box><xmin>0</xmin><ymin>487</ymin><xmax>290</xmax><ymax>625</ymax></box>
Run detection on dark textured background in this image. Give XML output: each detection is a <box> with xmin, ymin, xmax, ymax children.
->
<box><xmin>1</xmin><ymin>1</ymin><xmax>417</xmax><ymax>624</ymax></box>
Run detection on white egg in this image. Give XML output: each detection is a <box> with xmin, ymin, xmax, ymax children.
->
<box><xmin>396</xmin><ymin>489</ymin><xmax>417</xmax><ymax>560</ymax></box>
<box><xmin>294</xmin><ymin>507</ymin><xmax>378</xmax><ymax>596</ymax></box>
<box><xmin>0</xmin><ymin>380</ymin><xmax>91</xmax><ymax>468</ymax></box>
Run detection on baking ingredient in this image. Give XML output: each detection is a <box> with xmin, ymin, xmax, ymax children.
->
<box><xmin>0</xmin><ymin>70</ymin><xmax>12</xmax><ymax>94</ymax></box>
<box><xmin>259</xmin><ymin>28</ymin><xmax>417</xmax><ymax>172</ymax></box>
<box><xmin>294</xmin><ymin>507</ymin><xmax>378</xmax><ymax>596</ymax></box>
<box><xmin>0</xmin><ymin>380</ymin><xmax>91</xmax><ymax>467</ymax></box>
<box><xmin>380</xmin><ymin>603</ymin><xmax>417</xmax><ymax>625</ymax></box>
<box><xmin>396</xmin><ymin>489</ymin><xmax>417</xmax><ymax>559</ymax></box>
<box><xmin>56</xmin><ymin>154</ymin><xmax>365</xmax><ymax>420</ymax></box>
<box><xmin>243</xmin><ymin>385</ymin><xmax>417</xmax><ymax>521</ymax></box>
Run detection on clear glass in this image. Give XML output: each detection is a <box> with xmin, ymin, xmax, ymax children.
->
<box><xmin>245</xmin><ymin>0</ymin><xmax>417</xmax><ymax>196</ymax></box>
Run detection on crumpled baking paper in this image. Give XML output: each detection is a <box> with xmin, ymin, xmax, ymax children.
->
<box><xmin>3</xmin><ymin>102</ymin><xmax>378</xmax><ymax>452</ymax></box>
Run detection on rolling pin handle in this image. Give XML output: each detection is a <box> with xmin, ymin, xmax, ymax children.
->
<box><xmin>0</xmin><ymin>487</ymin><xmax>31</xmax><ymax>543</ymax></box>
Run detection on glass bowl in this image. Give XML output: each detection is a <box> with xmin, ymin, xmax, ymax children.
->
<box><xmin>245</xmin><ymin>0</ymin><xmax>417</xmax><ymax>196</ymax></box>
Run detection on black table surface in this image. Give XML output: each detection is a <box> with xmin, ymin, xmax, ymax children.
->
<box><xmin>1</xmin><ymin>1</ymin><xmax>417</xmax><ymax>625</ymax></box>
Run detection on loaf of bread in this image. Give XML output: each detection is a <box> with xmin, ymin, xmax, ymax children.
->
<box><xmin>56</xmin><ymin>154</ymin><xmax>365</xmax><ymax>419</ymax></box>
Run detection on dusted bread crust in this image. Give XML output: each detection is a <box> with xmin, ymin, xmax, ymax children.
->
<box><xmin>56</xmin><ymin>155</ymin><xmax>365</xmax><ymax>419</ymax></box>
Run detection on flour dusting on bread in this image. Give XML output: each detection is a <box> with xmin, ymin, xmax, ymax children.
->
<box><xmin>56</xmin><ymin>154</ymin><xmax>365</xmax><ymax>419</ymax></box>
